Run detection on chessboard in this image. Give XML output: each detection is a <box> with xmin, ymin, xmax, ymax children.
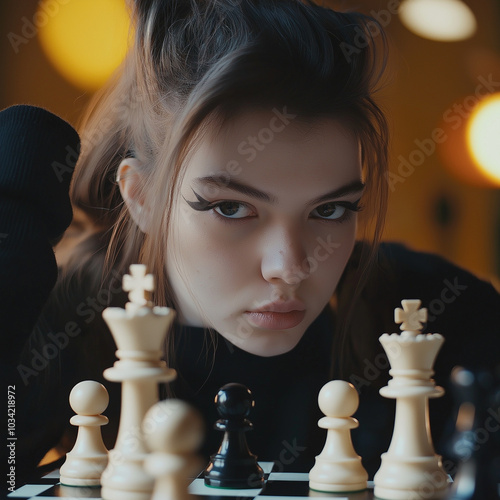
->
<box><xmin>8</xmin><ymin>462</ymin><xmax>375</xmax><ymax>500</ymax></box>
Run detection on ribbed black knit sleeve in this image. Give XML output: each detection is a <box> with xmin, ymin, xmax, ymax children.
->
<box><xmin>0</xmin><ymin>105</ymin><xmax>79</xmax><ymax>365</ymax></box>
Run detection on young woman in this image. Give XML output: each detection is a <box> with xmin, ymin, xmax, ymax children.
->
<box><xmin>11</xmin><ymin>0</ymin><xmax>499</xmax><ymax>486</ymax></box>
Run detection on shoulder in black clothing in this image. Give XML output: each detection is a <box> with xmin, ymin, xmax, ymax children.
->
<box><xmin>0</xmin><ymin>105</ymin><xmax>80</xmax><ymax>493</ymax></box>
<box><xmin>14</xmin><ymin>233</ymin><xmax>124</xmax><ymax>487</ymax></box>
<box><xmin>343</xmin><ymin>240</ymin><xmax>499</xmax><ymax>384</ymax></box>
<box><xmin>344</xmin><ymin>241</ymin><xmax>500</xmax><ymax>476</ymax></box>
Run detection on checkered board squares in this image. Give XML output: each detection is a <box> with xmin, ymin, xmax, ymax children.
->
<box><xmin>191</xmin><ymin>465</ymin><xmax>375</xmax><ymax>500</ymax></box>
<box><xmin>8</xmin><ymin>463</ymin><xmax>376</xmax><ymax>500</ymax></box>
<box><xmin>189</xmin><ymin>461</ymin><xmax>275</xmax><ymax>498</ymax></box>
<box><xmin>8</xmin><ymin>470</ymin><xmax>101</xmax><ymax>499</ymax></box>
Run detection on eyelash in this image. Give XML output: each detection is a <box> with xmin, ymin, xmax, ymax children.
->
<box><xmin>312</xmin><ymin>200</ymin><xmax>362</xmax><ymax>224</ymax></box>
<box><xmin>185</xmin><ymin>193</ymin><xmax>363</xmax><ymax>225</ymax></box>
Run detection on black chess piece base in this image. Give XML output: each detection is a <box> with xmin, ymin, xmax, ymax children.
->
<box><xmin>204</xmin><ymin>384</ymin><xmax>265</xmax><ymax>489</ymax></box>
<box><xmin>205</xmin><ymin>445</ymin><xmax>264</xmax><ymax>489</ymax></box>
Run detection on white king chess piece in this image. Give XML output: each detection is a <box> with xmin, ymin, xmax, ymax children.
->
<box><xmin>373</xmin><ymin>300</ymin><xmax>450</xmax><ymax>500</ymax></box>
<box><xmin>100</xmin><ymin>264</ymin><xmax>177</xmax><ymax>500</ymax></box>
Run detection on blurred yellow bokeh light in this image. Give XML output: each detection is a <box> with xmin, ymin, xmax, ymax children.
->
<box><xmin>467</xmin><ymin>93</ymin><xmax>500</xmax><ymax>186</ymax></box>
<box><xmin>399</xmin><ymin>0</ymin><xmax>476</xmax><ymax>42</ymax></box>
<box><xmin>37</xmin><ymin>0</ymin><xmax>132</xmax><ymax>91</ymax></box>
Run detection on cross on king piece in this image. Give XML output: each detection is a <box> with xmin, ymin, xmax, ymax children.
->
<box><xmin>122</xmin><ymin>264</ymin><xmax>155</xmax><ymax>310</ymax></box>
<box><xmin>394</xmin><ymin>299</ymin><xmax>427</xmax><ymax>334</ymax></box>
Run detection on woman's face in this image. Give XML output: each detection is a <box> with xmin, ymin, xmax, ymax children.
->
<box><xmin>167</xmin><ymin>109</ymin><xmax>363</xmax><ymax>356</ymax></box>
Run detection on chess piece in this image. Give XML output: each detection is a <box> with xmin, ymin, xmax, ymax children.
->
<box><xmin>100</xmin><ymin>264</ymin><xmax>177</xmax><ymax>500</ymax></box>
<box><xmin>309</xmin><ymin>380</ymin><xmax>368</xmax><ymax>493</ymax></box>
<box><xmin>374</xmin><ymin>299</ymin><xmax>450</xmax><ymax>500</ymax></box>
<box><xmin>204</xmin><ymin>383</ymin><xmax>264</xmax><ymax>488</ymax></box>
<box><xmin>143</xmin><ymin>399</ymin><xmax>204</xmax><ymax>500</ymax></box>
<box><xmin>446</xmin><ymin>366</ymin><xmax>500</xmax><ymax>500</ymax></box>
<box><xmin>60</xmin><ymin>381</ymin><xmax>109</xmax><ymax>487</ymax></box>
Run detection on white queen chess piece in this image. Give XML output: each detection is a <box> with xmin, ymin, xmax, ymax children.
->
<box><xmin>100</xmin><ymin>264</ymin><xmax>177</xmax><ymax>500</ymax></box>
<box><xmin>373</xmin><ymin>299</ymin><xmax>450</xmax><ymax>500</ymax></box>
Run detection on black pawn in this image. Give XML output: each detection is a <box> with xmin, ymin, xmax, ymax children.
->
<box><xmin>204</xmin><ymin>383</ymin><xmax>264</xmax><ymax>489</ymax></box>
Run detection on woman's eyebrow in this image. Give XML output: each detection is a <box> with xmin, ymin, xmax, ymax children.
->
<box><xmin>309</xmin><ymin>180</ymin><xmax>365</xmax><ymax>206</ymax></box>
<box><xmin>193</xmin><ymin>175</ymin><xmax>364</xmax><ymax>205</ymax></box>
<box><xmin>194</xmin><ymin>175</ymin><xmax>277</xmax><ymax>203</ymax></box>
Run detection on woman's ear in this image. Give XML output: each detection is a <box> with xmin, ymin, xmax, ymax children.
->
<box><xmin>117</xmin><ymin>158</ymin><xmax>151</xmax><ymax>233</ymax></box>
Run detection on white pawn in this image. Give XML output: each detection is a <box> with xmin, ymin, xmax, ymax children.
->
<box><xmin>309</xmin><ymin>380</ymin><xmax>368</xmax><ymax>493</ymax></box>
<box><xmin>143</xmin><ymin>399</ymin><xmax>204</xmax><ymax>500</ymax></box>
<box><xmin>60</xmin><ymin>381</ymin><xmax>109</xmax><ymax>487</ymax></box>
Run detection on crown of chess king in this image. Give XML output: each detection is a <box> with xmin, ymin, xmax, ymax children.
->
<box><xmin>379</xmin><ymin>299</ymin><xmax>444</xmax><ymax>388</ymax></box>
<box><xmin>102</xmin><ymin>264</ymin><xmax>176</xmax><ymax>371</ymax></box>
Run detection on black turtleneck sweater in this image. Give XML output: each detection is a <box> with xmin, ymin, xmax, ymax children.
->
<box><xmin>171</xmin><ymin>306</ymin><xmax>336</xmax><ymax>473</ymax></box>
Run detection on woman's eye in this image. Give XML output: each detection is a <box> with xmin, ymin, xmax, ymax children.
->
<box><xmin>214</xmin><ymin>202</ymin><xmax>253</xmax><ymax>219</ymax></box>
<box><xmin>311</xmin><ymin>203</ymin><xmax>347</xmax><ymax>220</ymax></box>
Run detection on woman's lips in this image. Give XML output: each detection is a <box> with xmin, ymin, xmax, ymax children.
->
<box><xmin>244</xmin><ymin>309</ymin><xmax>306</xmax><ymax>330</ymax></box>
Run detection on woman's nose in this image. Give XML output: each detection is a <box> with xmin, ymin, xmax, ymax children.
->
<box><xmin>260</xmin><ymin>225</ymin><xmax>310</xmax><ymax>286</ymax></box>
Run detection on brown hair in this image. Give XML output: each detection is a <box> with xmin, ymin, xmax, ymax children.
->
<box><xmin>69</xmin><ymin>0</ymin><xmax>389</xmax><ymax>376</ymax></box>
